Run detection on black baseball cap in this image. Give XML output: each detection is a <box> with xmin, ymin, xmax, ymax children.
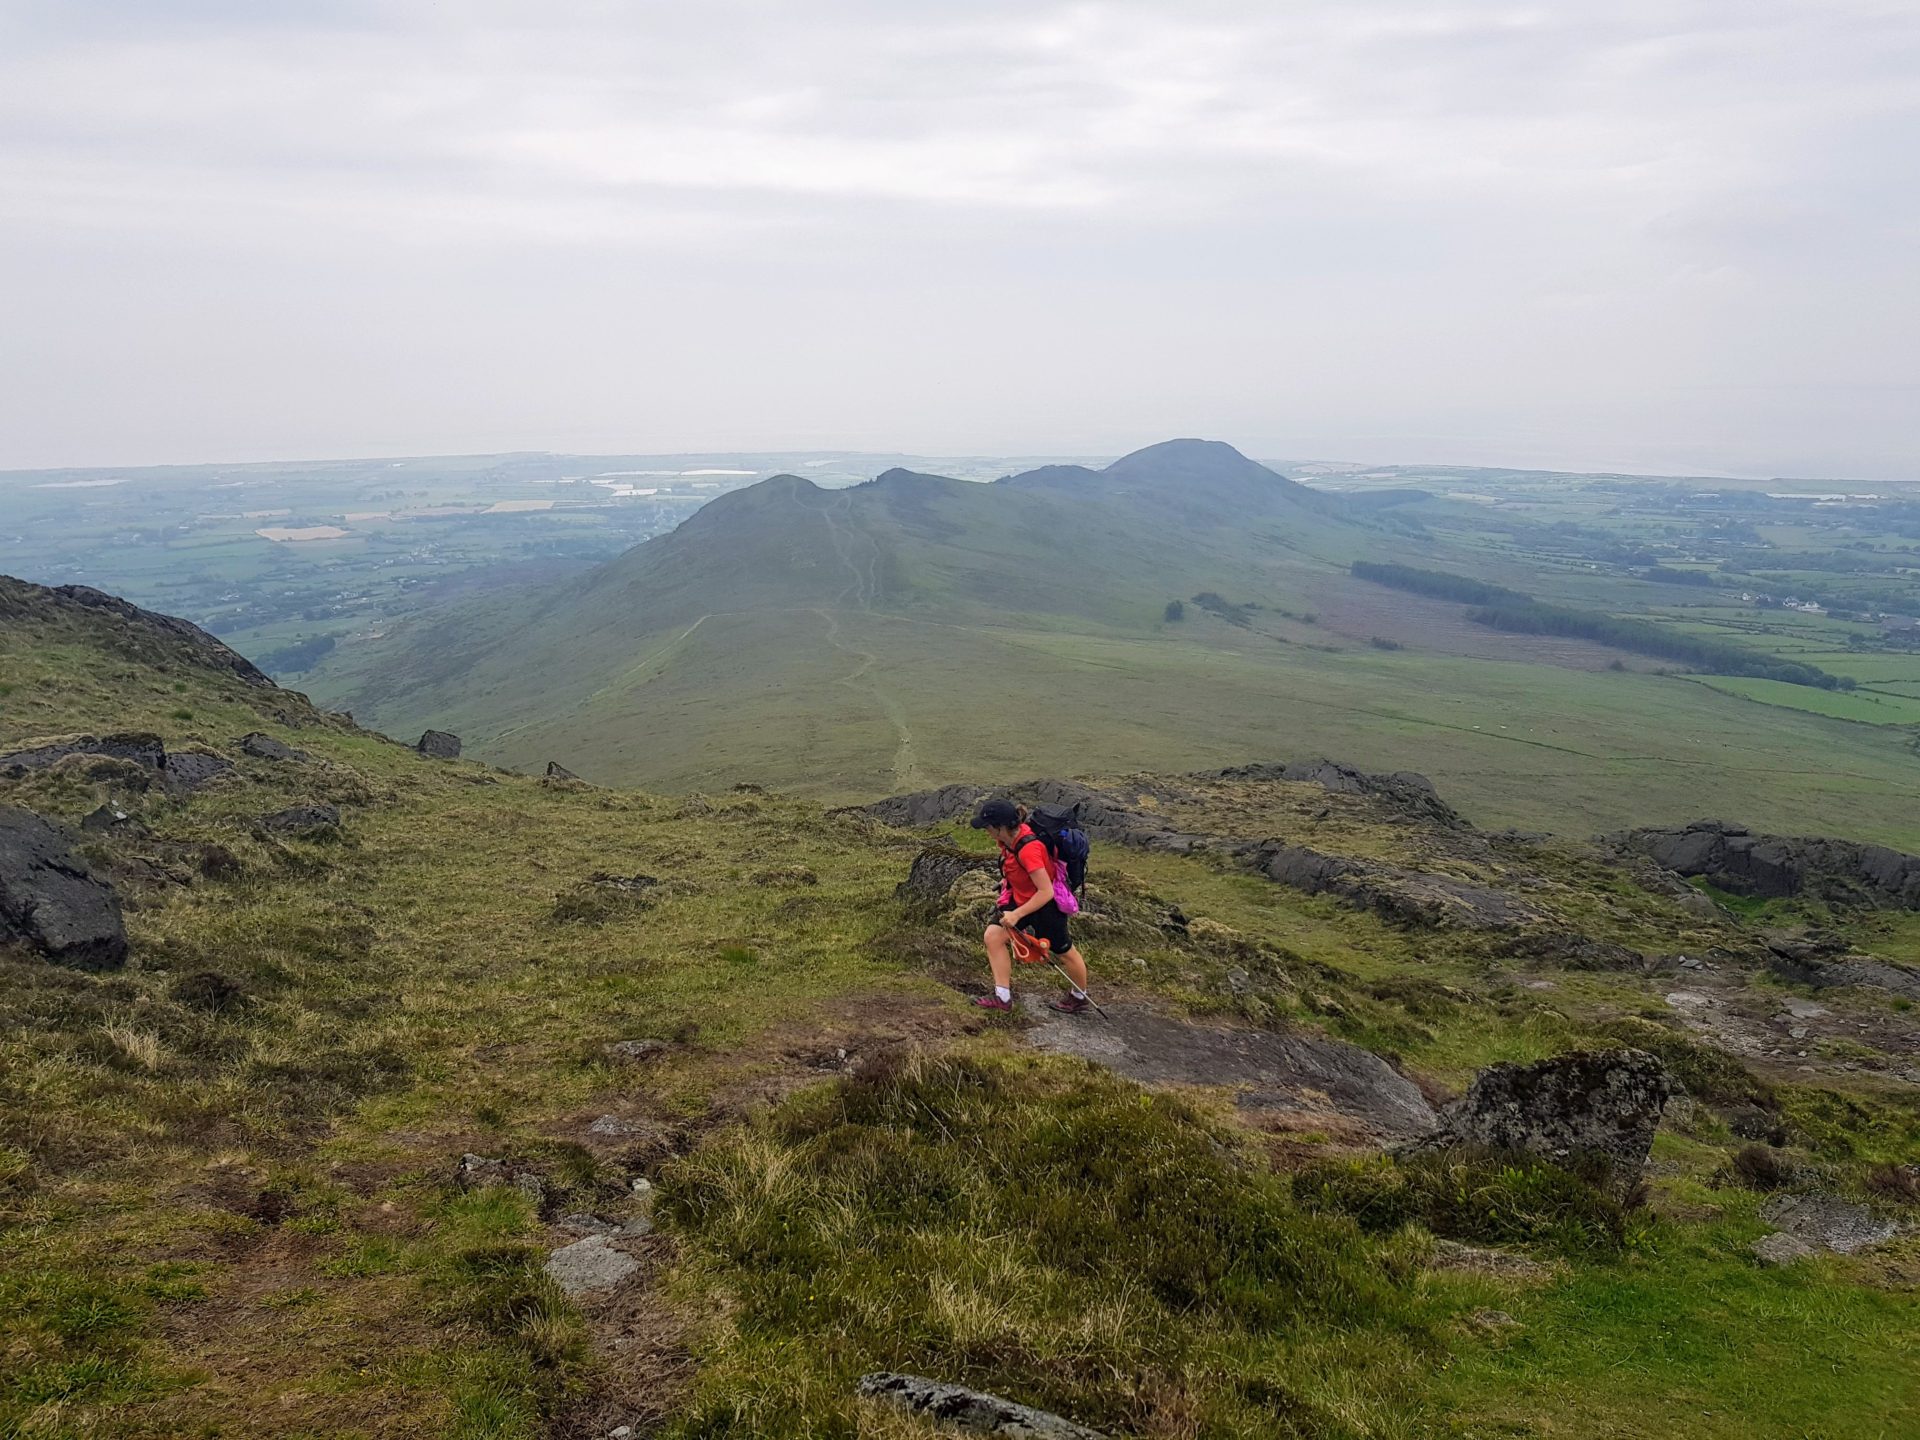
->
<box><xmin>970</xmin><ymin>797</ymin><xmax>1021</xmax><ymax>829</ymax></box>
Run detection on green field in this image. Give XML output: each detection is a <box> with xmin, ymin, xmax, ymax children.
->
<box><xmin>1692</xmin><ymin>675</ymin><xmax>1920</xmax><ymax>726</ymax></box>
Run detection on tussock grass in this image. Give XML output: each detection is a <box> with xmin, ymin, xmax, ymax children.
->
<box><xmin>660</xmin><ymin>1051</ymin><xmax>1449</xmax><ymax>1438</ymax></box>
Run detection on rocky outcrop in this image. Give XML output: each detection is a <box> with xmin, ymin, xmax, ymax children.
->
<box><xmin>1760</xmin><ymin>930</ymin><xmax>1920</xmax><ymax>1000</ymax></box>
<box><xmin>860</xmin><ymin>760</ymin><xmax>1458</xmax><ymax>839</ymax></box>
<box><xmin>856</xmin><ymin>1373</ymin><xmax>1109</xmax><ymax>1440</ymax></box>
<box><xmin>0</xmin><ymin>731</ymin><xmax>165</xmax><ymax>778</ymax></box>
<box><xmin>416</xmin><ymin>730</ymin><xmax>462</xmax><ymax>760</ymax></box>
<box><xmin>858</xmin><ymin>782</ymin><xmax>990</xmax><ymax>830</ymax></box>
<box><xmin>1606</xmin><ymin>820</ymin><xmax>1920</xmax><ymax>909</ymax></box>
<box><xmin>0</xmin><ymin>577</ymin><xmax>273</xmax><ymax>688</ymax></box>
<box><xmin>1252</xmin><ymin>843</ymin><xmax>1543</xmax><ymax>931</ymax></box>
<box><xmin>0</xmin><ymin>732</ymin><xmax>232</xmax><ymax>794</ymax></box>
<box><xmin>1500</xmin><ymin>930</ymin><xmax>1648</xmax><ymax>971</ymax></box>
<box><xmin>1201</xmin><ymin>760</ymin><xmax>1466</xmax><ymax>829</ymax></box>
<box><xmin>0</xmin><ymin>805</ymin><xmax>128</xmax><ymax>970</ymax></box>
<box><xmin>1406</xmin><ymin>1048</ymin><xmax>1671</xmax><ymax>1194</ymax></box>
<box><xmin>544</xmin><ymin>760</ymin><xmax>580</xmax><ymax>781</ymax></box>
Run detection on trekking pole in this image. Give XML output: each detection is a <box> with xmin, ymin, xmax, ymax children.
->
<box><xmin>1043</xmin><ymin>956</ymin><xmax>1111</xmax><ymax>1021</ymax></box>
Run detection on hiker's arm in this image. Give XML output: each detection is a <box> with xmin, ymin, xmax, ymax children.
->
<box><xmin>1003</xmin><ymin>863</ymin><xmax>1055</xmax><ymax>924</ymax></box>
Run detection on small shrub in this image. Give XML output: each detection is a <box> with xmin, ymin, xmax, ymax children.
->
<box><xmin>1164</xmin><ymin>599</ymin><xmax>1185</xmax><ymax>622</ymax></box>
<box><xmin>1865</xmin><ymin>1163</ymin><xmax>1920</xmax><ymax>1205</ymax></box>
<box><xmin>1730</xmin><ymin>1143</ymin><xmax>1791</xmax><ymax>1191</ymax></box>
<box><xmin>1368</xmin><ymin>635</ymin><xmax>1403</xmax><ymax>651</ymax></box>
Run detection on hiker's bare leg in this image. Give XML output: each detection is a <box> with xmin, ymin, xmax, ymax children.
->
<box><xmin>1059</xmin><ymin>944</ymin><xmax>1090</xmax><ymax>991</ymax></box>
<box><xmin>984</xmin><ymin>924</ymin><xmax>1013</xmax><ymax>991</ymax></box>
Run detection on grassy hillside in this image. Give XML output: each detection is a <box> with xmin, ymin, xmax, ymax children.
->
<box><xmin>5</xmin><ymin>576</ymin><xmax>1918</xmax><ymax>1438</ymax></box>
<box><xmin>306</xmin><ymin>443</ymin><xmax>1920</xmax><ymax>849</ymax></box>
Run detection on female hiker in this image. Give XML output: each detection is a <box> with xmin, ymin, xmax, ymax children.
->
<box><xmin>970</xmin><ymin>797</ymin><xmax>1093</xmax><ymax>1013</ymax></box>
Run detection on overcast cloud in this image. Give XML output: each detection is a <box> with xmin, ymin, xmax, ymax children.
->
<box><xmin>1</xmin><ymin>1</ymin><xmax>1915</xmax><ymax>476</ymax></box>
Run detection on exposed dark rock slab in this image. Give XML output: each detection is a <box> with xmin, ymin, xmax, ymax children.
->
<box><xmin>861</xmin><ymin>783</ymin><xmax>990</xmax><ymax>830</ymax></box>
<box><xmin>0</xmin><ymin>733</ymin><xmax>232</xmax><ymax>794</ymax></box>
<box><xmin>1760</xmin><ymin>933</ymin><xmax>1920</xmax><ymax>1000</ymax></box>
<box><xmin>1022</xmin><ymin>1002</ymin><xmax>1437</xmax><ymax>1141</ymax></box>
<box><xmin>1501</xmin><ymin>930</ymin><xmax>1648</xmax><ymax>971</ymax></box>
<box><xmin>544</xmin><ymin>760</ymin><xmax>581</xmax><ymax>781</ymax></box>
<box><xmin>0</xmin><ymin>731</ymin><xmax>166</xmax><ymax>778</ymax></box>
<box><xmin>1405</xmin><ymin>1048</ymin><xmax>1670</xmax><ymax>1194</ymax></box>
<box><xmin>239</xmin><ymin>732</ymin><xmax>307</xmax><ymax>761</ymax></box>
<box><xmin>856</xmin><ymin>1373</ymin><xmax>1108</xmax><ymax>1440</ymax></box>
<box><xmin>1606</xmin><ymin>820</ymin><xmax>1920</xmax><ymax>909</ymax></box>
<box><xmin>0</xmin><ymin>805</ymin><xmax>128</xmax><ymax>970</ymax></box>
<box><xmin>260</xmin><ymin>804</ymin><xmax>341</xmax><ymax>837</ymax></box>
<box><xmin>416</xmin><ymin>729</ymin><xmax>462</xmax><ymax>760</ymax></box>
<box><xmin>162</xmin><ymin>751</ymin><xmax>234</xmax><ymax>793</ymax></box>
<box><xmin>81</xmin><ymin>804</ymin><xmax>146</xmax><ymax>837</ymax></box>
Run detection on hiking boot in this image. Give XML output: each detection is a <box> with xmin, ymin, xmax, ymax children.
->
<box><xmin>971</xmin><ymin>993</ymin><xmax>1013</xmax><ymax>1010</ymax></box>
<box><xmin>1048</xmin><ymin>993</ymin><xmax>1091</xmax><ymax>1015</ymax></box>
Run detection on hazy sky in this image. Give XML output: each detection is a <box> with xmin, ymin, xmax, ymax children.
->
<box><xmin>2</xmin><ymin>2</ymin><xmax>1916</xmax><ymax>477</ymax></box>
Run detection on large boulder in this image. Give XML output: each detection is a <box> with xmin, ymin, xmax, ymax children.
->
<box><xmin>896</xmin><ymin>844</ymin><xmax>995</xmax><ymax>913</ymax></box>
<box><xmin>416</xmin><ymin>730</ymin><xmax>462</xmax><ymax>760</ymax></box>
<box><xmin>0</xmin><ymin>806</ymin><xmax>128</xmax><ymax>970</ymax></box>
<box><xmin>856</xmin><ymin>1374</ymin><xmax>1108</xmax><ymax>1439</ymax></box>
<box><xmin>1406</xmin><ymin>1048</ymin><xmax>1671</xmax><ymax>1194</ymax></box>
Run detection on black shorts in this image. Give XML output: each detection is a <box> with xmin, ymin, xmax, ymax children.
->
<box><xmin>1017</xmin><ymin>901</ymin><xmax>1073</xmax><ymax>956</ymax></box>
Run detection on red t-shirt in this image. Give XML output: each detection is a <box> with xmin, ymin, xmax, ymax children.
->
<box><xmin>999</xmin><ymin>825</ymin><xmax>1056</xmax><ymax>905</ymax></box>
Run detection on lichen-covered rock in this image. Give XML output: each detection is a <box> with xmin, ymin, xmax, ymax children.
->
<box><xmin>1759</xmin><ymin>1192</ymin><xmax>1900</xmax><ymax>1255</ymax></box>
<box><xmin>1750</xmin><ymin>1232</ymin><xmax>1819</xmax><ymax>1266</ymax></box>
<box><xmin>1406</xmin><ymin>1048</ymin><xmax>1671</xmax><ymax>1193</ymax></box>
<box><xmin>416</xmin><ymin>729</ymin><xmax>462</xmax><ymax>760</ymax></box>
<box><xmin>856</xmin><ymin>1373</ymin><xmax>1109</xmax><ymax>1439</ymax></box>
<box><xmin>544</xmin><ymin>1235</ymin><xmax>639</xmax><ymax>1295</ymax></box>
<box><xmin>0</xmin><ymin>805</ymin><xmax>128</xmax><ymax>970</ymax></box>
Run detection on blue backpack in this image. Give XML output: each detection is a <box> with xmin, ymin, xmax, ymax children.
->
<box><xmin>1026</xmin><ymin>804</ymin><xmax>1091</xmax><ymax>896</ymax></box>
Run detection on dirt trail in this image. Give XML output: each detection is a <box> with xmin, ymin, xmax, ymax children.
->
<box><xmin>813</xmin><ymin>607</ymin><xmax>922</xmax><ymax>791</ymax></box>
